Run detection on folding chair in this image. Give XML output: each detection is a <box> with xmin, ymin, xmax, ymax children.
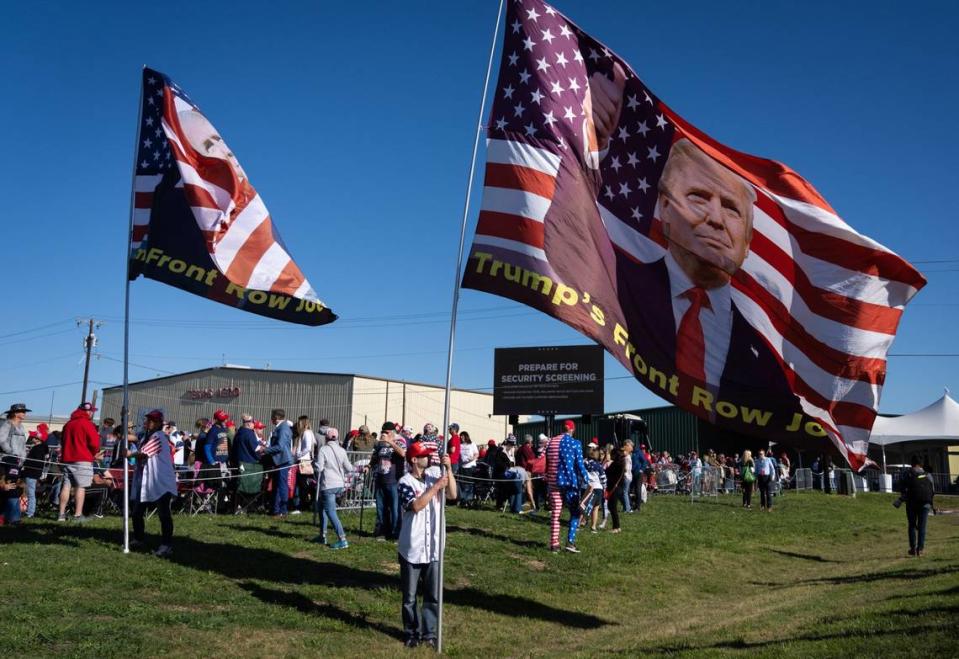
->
<box><xmin>189</xmin><ymin>484</ymin><xmax>219</xmax><ymax>516</ymax></box>
<box><xmin>472</xmin><ymin>463</ymin><xmax>497</xmax><ymax>506</ymax></box>
<box><xmin>234</xmin><ymin>462</ymin><xmax>266</xmax><ymax>515</ymax></box>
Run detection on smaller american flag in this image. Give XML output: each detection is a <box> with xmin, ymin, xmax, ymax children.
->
<box><xmin>131</xmin><ymin>68</ymin><xmax>332</xmax><ymax>318</ymax></box>
<box><xmin>139</xmin><ymin>432</ymin><xmax>163</xmax><ymax>458</ymax></box>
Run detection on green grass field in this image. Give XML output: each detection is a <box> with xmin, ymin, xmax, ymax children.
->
<box><xmin>1</xmin><ymin>491</ymin><xmax>957</xmax><ymax>657</ymax></box>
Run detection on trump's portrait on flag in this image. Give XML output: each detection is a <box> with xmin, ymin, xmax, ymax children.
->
<box><xmin>550</xmin><ymin>81</ymin><xmax>799</xmax><ymax>424</ymax></box>
<box><xmin>462</xmin><ymin>0</ymin><xmax>926</xmax><ymax>468</ymax></box>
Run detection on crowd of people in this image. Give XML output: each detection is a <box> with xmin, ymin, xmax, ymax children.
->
<box><xmin>0</xmin><ymin>396</ymin><xmax>829</xmax><ymax>539</ymax></box>
<box><xmin>0</xmin><ymin>398</ymin><xmax>944</xmax><ymax>648</ymax></box>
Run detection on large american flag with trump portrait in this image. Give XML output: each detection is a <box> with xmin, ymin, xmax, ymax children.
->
<box><xmin>129</xmin><ymin>67</ymin><xmax>335</xmax><ymax>326</ymax></box>
<box><xmin>462</xmin><ymin>0</ymin><xmax>926</xmax><ymax>470</ymax></box>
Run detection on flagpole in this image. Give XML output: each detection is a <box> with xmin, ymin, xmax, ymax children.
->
<box><xmin>121</xmin><ymin>67</ymin><xmax>146</xmax><ymax>554</ymax></box>
<box><xmin>437</xmin><ymin>0</ymin><xmax>504</xmax><ymax>652</ymax></box>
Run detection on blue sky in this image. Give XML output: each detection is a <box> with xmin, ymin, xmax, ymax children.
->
<box><xmin>1</xmin><ymin>0</ymin><xmax>957</xmax><ymax>421</ymax></box>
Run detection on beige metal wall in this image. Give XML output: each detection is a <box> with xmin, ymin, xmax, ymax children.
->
<box><xmin>101</xmin><ymin>367</ymin><xmax>354</xmax><ymax>433</ymax></box>
<box><xmin>350</xmin><ymin>376</ymin><xmax>509</xmax><ymax>440</ymax></box>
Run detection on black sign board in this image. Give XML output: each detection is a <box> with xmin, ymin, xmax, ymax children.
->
<box><xmin>494</xmin><ymin>345</ymin><xmax>604</xmax><ymax>415</ymax></box>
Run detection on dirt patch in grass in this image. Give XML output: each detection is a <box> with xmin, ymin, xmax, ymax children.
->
<box><xmin>380</xmin><ymin>561</ymin><xmax>400</xmax><ymax>574</ymax></box>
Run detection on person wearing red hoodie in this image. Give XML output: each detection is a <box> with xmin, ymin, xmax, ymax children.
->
<box><xmin>58</xmin><ymin>402</ymin><xmax>100</xmax><ymax>523</ymax></box>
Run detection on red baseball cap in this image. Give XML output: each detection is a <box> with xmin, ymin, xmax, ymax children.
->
<box><xmin>408</xmin><ymin>441</ymin><xmax>436</xmax><ymax>459</ymax></box>
<box><xmin>253</xmin><ymin>421</ymin><xmax>265</xmax><ymax>430</ymax></box>
<box><xmin>144</xmin><ymin>409</ymin><xmax>164</xmax><ymax>422</ymax></box>
<box><xmin>79</xmin><ymin>402</ymin><xmax>97</xmax><ymax>412</ymax></box>
<box><xmin>564</xmin><ymin>419</ymin><xmax>576</xmax><ymax>431</ymax></box>
<box><xmin>213</xmin><ymin>409</ymin><xmax>230</xmax><ymax>422</ymax></box>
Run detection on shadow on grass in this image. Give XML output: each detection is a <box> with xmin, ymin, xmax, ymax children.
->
<box><xmin>447</xmin><ymin>524</ymin><xmax>542</xmax><ymax>549</ymax></box>
<box><xmin>751</xmin><ymin>564</ymin><xmax>959</xmax><ymax>589</ymax></box>
<box><xmin>12</xmin><ymin>521</ymin><xmax>610</xmax><ymax>632</ymax></box>
<box><xmin>218</xmin><ymin>523</ymin><xmax>305</xmax><ymax>540</ymax></box>
<box><xmin>238</xmin><ymin>581</ymin><xmax>406</xmax><ymax>641</ymax></box>
<box><xmin>765</xmin><ymin>548</ymin><xmax>841</xmax><ymax>563</ymax></box>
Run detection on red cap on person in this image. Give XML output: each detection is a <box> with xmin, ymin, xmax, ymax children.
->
<box><xmin>253</xmin><ymin>421</ymin><xmax>265</xmax><ymax>430</ymax></box>
<box><xmin>564</xmin><ymin>419</ymin><xmax>576</xmax><ymax>432</ymax></box>
<box><xmin>79</xmin><ymin>402</ymin><xmax>97</xmax><ymax>412</ymax></box>
<box><xmin>144</xmin><ymin>409</ymin><xmax>164</xmax><ymax>422</ymax></box>
<box><xmin>407</xmin><ymin>441</ymin><xmax>436</xmax><ymax>459</ymax></box>
<box><xmin>213</xmin><ymin>409</ymin><xmax>230</xmax><ymax>423</ymax></box>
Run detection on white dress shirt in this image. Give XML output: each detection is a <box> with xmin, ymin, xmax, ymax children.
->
<box><xmin>663</xmin><ymin>252</ymin><xmax>734</xmax><ymax>389</ymax></box>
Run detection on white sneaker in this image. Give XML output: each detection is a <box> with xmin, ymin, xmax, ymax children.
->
<box><xmin>290</xmin><ymin>510</ymin><xmax>302</xmax><ymax>516</ymax></box>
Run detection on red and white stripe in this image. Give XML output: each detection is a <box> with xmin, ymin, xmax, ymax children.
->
<box><xmin>472</xmin><ymin>138</ymin><xmax>561</xmax><ymax>263</ymax></box>
<box><xmin>472</xmin><ymin>131</ymin><xmax>925</xmax><ymax>470</ymax></box>
<box><xmin>140</xmin><ymin>432</ymin><xmax>163</xmax><ymax>458</ymax></box>
<box><xmin>133</xmin><ymin>85</ymin><xmax>319</xmax><ymax>301</ymax></box>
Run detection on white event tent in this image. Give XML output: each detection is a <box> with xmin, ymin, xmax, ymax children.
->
<box><xmin>870</xmin><ymin>392</ymin><xmax>959</xmax><ymax>472</ymax></box>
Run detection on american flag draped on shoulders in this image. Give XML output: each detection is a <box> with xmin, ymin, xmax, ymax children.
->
<box><xmin>462</xmin><ymin>0</ymin><xmax>926</xmax><ymax>470</ymax></box>
<box><xmin>130</xmin><ymin>67</ymin><xmax>335</xmax><ymax>326</ymax></box>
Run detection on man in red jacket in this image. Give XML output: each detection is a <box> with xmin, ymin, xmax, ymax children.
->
<box><xmin>58</xmin><ymin>402</ymin><xmax>100</xmax><ymax>523</ymax></box>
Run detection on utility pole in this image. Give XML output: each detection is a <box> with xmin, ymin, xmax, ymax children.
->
<box><xmin>79</xmin><ymin>318</ymin><xmax>102</xmax><ymax>403</ymax></box>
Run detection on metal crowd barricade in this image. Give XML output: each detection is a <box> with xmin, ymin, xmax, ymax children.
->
<box><xmin>335</xmin><ymin>451</ymin><xmax>374</xmax><ymax>513</ymax></box>
<box><xmin>794</xmin><ymin>468</ymin><xmax>813</xmax><ymax>491</ymax></box>
<box><xmin>691</xmin><ymin>466</ymin><xmax>721</xmax><ymax>500</ymax></box>
<box><xmin>654</xmin><ymin>463</ymin><xmax>680</xmax><ymax>494</ymax></box>
<box><xmin>835</xmin><ymin>468</ymin><xmax>858</xmax><ymax>496</ymax></box>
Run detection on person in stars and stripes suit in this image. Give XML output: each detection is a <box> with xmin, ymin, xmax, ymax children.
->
<box><xmin>546</xmin><ymin>420</ymin><xmax>590</xmax><ymax>553</ymax></box>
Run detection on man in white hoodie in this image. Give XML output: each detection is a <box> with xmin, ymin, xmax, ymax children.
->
<box><xmin>313</xmin><ymin>428</ymin><xmax>354</xmax><ymax>549</ymax></box>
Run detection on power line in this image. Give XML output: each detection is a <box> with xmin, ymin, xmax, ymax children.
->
<box><xmin>0</xmin><ymin>318</ymin><xmax>73</xmax><ymax>340</ymax></box>
<box><xmin>0</xmin><ymin>328</ymin><xmax>77</xmax><ymax>348</ymax></box>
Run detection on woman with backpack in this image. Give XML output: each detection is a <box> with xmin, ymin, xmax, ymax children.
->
<box><xmin>741</xmin><ymin>449</ymin><xmax>756</xmax><ymax>509</ymax></box>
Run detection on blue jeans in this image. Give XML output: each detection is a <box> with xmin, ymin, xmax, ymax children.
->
<box><xmin>49</xmin><ymin>477</ymin><xmax>62</xmax><ymax>506</ymax></box>
<box><xmin>458</xmin><ymin>467</ymin><xmax>475</xmax><ymax>503</ymax></box>
<box><xmin>621</xmin><ymin>475</ymin><xmax>632</xmax><ymax>512</ymax></box>
<box><xmin>400</xmin><ymin>557</ymin><xmax>440</xmax><ymax>642</ymax></box>
<box><xmin>509</xmin><ymin>477</ymin><xmax>523</xmax><ymax>513</ymax></box>
<box><xmin>2</xmin><ymin>493</ymin><xmax>21</xmax><ymax>525</ymax></box>
<box><xmin>375</xmin><ymin>482</ymin><xmax>400</xmax><ymax>538</ymax></box>
<box><xmin>907</xmin><ymin>503</ymin><xmax>930</xmax><ymax>551</ymax></box>
<box><xmin>321</xmin><ymin>487</ymin><xmax>346</xmax><ymax>541</ymax></box>
<box><xmin>272</xmin><ymin>466</ymin><xmax>290</xmax><ymax>515</ymax></box>
<box><xmin>25</xmin><ymin>478</ymin><xmax>38</xmax><ymax>517</ymax></box>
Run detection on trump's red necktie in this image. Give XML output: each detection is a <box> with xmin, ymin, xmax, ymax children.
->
<box><xmin>676</xmin><ymin>287</ymin><xmax>710</xmax><ymax>383</ymax></box>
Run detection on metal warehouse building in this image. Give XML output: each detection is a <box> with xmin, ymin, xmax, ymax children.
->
<box><xmin>513</xmin><ymin>405</ymin><xmax>782</xmax><ymax>460</ymax></box>
<box><xmin>101</xmin><ymin>366</ymin><xmax>510</xmax><ymax>439</ymax></box>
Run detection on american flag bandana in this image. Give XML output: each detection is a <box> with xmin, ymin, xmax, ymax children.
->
<box><xmin>129</xmin><ymin>67</ymin><xmax>335</xmax><ymax>326</ymax></box>
<box><xmin>462</xmin><ymin>0</ymin><xmax>926</xmax><ymax>470</ymax></box>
